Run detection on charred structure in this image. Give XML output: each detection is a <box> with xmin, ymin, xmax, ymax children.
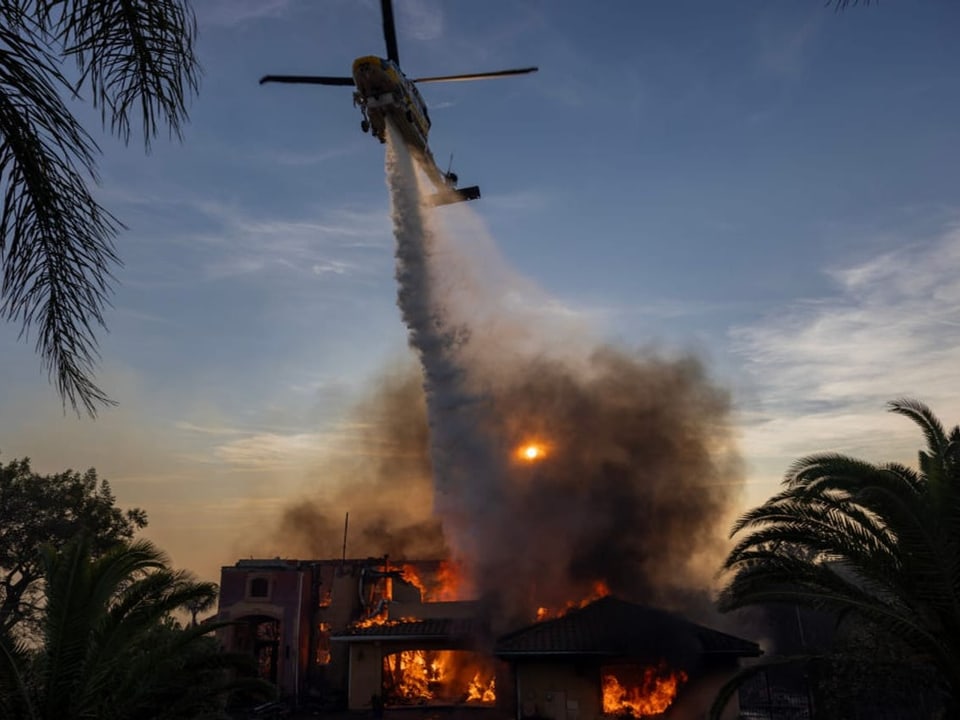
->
<box><xmin>217</xmin><ymin>559</ymin><xmax>760</xmax><ymax>719</ymax></box>
<box><xmin>217</xmin><ymin>556</ymin><xmax>480</xmax><ymax>708</ymax></box>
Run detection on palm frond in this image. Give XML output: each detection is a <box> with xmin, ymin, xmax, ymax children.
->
<box><xmin>0</xmin><ymin>628</ymin><xmax>37</xmax><ymax>720</ymax></box>
<box><xmin>0</xmin><ymin>23</ymin><xmax>120</xmax><ymax>415</ymax></box>
<box><xmin>889</xmin><ymin>398</ymin><xmax>949</xmax><ymax>460</ymax></box>
<box><xmin>49</xmin><ymin>0</ymin><xmax>201</xmax><ymax>147</ymax></box>
<box><xmin>720</xmin><ymin>398</ymin><xmax>960</xmax><ymax>706</ymax></box>
<box><xmin>37</xmin><ymin>536</ymin><xmax>96</xmax><ymax>719</ymax></box>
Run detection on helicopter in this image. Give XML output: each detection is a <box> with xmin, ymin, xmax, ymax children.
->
<box><xmin>260</xmin><ymin>0</ymin><xmax>538</xmax><ymax>206</ymax></box>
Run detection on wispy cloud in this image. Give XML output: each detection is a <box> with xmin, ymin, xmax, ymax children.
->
<box><xmin>189</xmin><ymin>203</ymin><xmax>391</xmax><ymax>281</ymax></box>
<box><xmin>174</xmin><ymin>421</ymin><xmax>250</xmax><ymax>437</ymax></box>
<box><xmin>313</xmin><ymin>260</ymin><xmax>357</xmax><ymax>275</ymax></box>
<box><xmin>261</xmin><ymin>146</ymin><xmax>360</xmax><ymax>168</ymax></box>
<box><xmin>197</xmin><ymin>0</ymin><xmax>292</xmax><ymax>27</ymax></box>
<box><xmin>732</xmin><ymin>223</ymin><xmax>960</xmax><ymax>466</ymax></box>
<box><xmin>210</xmin><ymin>423</ymin><xmax>414</xmax><ymax>472</ymax></box>
<box><xmin>213</xmin><ymin>432</ymin><xmax>337</xmax><ymax>470</ymax></box>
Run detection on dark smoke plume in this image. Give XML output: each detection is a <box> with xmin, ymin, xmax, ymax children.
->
<box><xmin>379</xmin><ymin>126</ymin><xmax>744</xmax><ymax>628</ymax></box>
<box><xmin>271</xmin><ymin>127</ymin><xmax>744</xmax><ymax>635</ymax></box>
<box><xmin>273</xmin><ymin>365</ymin><xmax>447</xmax><ymax>561</ymax></box>
<box><xmin>452</xmin><ymin>347</ymin><xmax>743</xmax><ymax>628</ymax></box>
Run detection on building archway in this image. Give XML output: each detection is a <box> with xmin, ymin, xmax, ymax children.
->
<box><xmin>235</xmin><ymin>614</ymin><xmax>281</xmax><ymax>684</ymax></box>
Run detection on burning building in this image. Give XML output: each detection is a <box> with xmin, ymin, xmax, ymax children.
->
<box><xmin>217</xmin><ymin>557</ymin><xmax>760</xmax><ymax>719</ymax></box>
<box><xmin>216</xmin><ymin>555</ymin><xmax>485</xmax><ymax>707</ymax></box>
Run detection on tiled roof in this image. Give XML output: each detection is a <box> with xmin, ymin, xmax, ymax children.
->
<box><xmin>494</xmin><ymin>596</ymin><xmax>760</xmax><ymax>660</ymax></box>
<box><xmin>331</xmin><ymin>617</ymin><xmax>482</xmax><ymax>642</ymax></box>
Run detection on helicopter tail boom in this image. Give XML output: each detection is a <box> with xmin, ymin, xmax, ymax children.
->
<box><xmin>427</xmin><ymin>185</ymin><xmax>481</xmax><ymax>206</ymax></box>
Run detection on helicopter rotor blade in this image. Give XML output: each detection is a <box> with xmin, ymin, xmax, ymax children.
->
<box><xmin>412</xmin><ymin>67</ymin><xmax>539</xmax><ymax>84</ymax></box>
<box><xmin>381</xmin><ymin>0</ymin><xmax>400</xmax><ymax>64</ymax></box>
<box><xmin>260</xmin><ymin>75</ymin><xmax>355</xmax><ymax>86</ymax></box>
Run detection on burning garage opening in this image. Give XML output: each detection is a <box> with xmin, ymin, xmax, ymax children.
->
<box><xmin>494</xmin><ymin>596</ymin><xmax>760</xmax><ymax>720</ymax></box>
<box><xmin>333</xmin><ymin>613</ymin><xmax>500</xmax><ymax>709</ymax></box>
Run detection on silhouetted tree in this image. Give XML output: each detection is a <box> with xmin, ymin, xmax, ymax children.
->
<box><xmin>711</xmin><ymin>399</ymin><xmax>959</xmax><ymax>718</ymax></box>
<box><xmin>0</xmin><ymin>457</ymin><xmax>146</xmax><ymax>635</ymax></box>
<box><xmin>0</xmin><ymin>536</ymin><xmax>272</xmax><ymax>720</ymax></box>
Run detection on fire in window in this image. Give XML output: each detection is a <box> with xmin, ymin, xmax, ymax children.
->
<box><xmin>601</xmin><ymin>662</ymin><xmax>688</xmax><ymax>718</ymax></box>
<box><xmin>316</xmin><ymin>622</ymin><xmax>332</xmax><ymax>664</ymax></box>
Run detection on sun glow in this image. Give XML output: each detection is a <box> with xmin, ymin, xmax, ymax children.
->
<box><xmin>516</xmin><ymin>442</ymin><xmax>547</xmax><ymax>462</ymax></box>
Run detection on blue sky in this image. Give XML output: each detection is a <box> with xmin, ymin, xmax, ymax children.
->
<box><xmin>3</xmin><ymin>0</ymin><xmax>960</xmax><ymax>582</ymax></box>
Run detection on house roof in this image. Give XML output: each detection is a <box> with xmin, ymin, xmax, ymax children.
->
<box><xmin>331</xmin><ymin>617</ymin><xmax>483</xmax><ymax>643</ymax></box>
<box><xmin>494</xmin><ymin>596</ymin><xmax>760</xmax><ymax>661</ymax></box>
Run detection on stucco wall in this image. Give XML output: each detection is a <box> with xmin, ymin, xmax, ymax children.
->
<box><xmin>666</xmin><ymin>667</ymin><xmax>740</xmax><ymax>720</ymax></box>
<box><xmin>348</xmin><ymin>642</ymin><xmax>383</xmax><ymax>710</ymax></box>
<box><xmin>217</xmin><ymin>564</ymin><xmax>312</xmax><ymax>699</ymax></box>
<box><xmin>517</xmin><ymin>662</ymin><xmax>601</xmax><ymax>720</ymax></box>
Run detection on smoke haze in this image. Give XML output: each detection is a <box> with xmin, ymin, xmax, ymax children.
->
<box><xmin>273</xmin><ymin>365</ymin><xmax>445</xmax><ymax>561</ymax></box>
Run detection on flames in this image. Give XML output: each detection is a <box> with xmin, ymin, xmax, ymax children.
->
<box><xmin>383</xmin><ymin>650</ymin><xmax>496</xmax><ymax>705</ymax></box>
<box><xmin>602</xmin><ymin>663</ymin><xmax>688</xmax><ymax>718</ymax></box>
<box><xmin>351</xmin><ymin>613</ymin><xmax>420</xmax><ymax>630</ymax></box>
<box><xmin>536</xmin><ymin>580</ymin><xmax>611</xmax><ymax>621</ymax></box>
<box><xmin>352</xmin><ymin>609</ymin><xmax>389</xmax><ymax>628</ymax></box>
<box><xmin>401</xmin><ymin>560</ymin><xmax>463</xmax><ymax>601</ymax></box>
<box><xmin>467</xmin><ymin>673</ymin><xmax>496</xmax><ymax>703</ymax></box>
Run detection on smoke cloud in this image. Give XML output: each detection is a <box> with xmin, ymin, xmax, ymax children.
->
<box><xmin>273</xmin><ymin>365</ymin><xmax>446</xmax><ymax>561</ymax></box>
<box><xmin>382</xmin><ymin>125</ymin><xmax>744</xmax><ymax>628</ymax></box>
<box><xmin>271</xmin><ymin>124</ymin><xmax>743</xmax><ymax>632</ymax></box>
<box><xmin>462</xmin><ymin>349</ymin><xmax>742</xmax><ymax>627</ymax></box>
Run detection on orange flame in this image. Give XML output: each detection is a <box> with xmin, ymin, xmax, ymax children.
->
<box><xmin>400</xmin><ymin>564</ymin><xmax>429</xmax><ymax>599</ymax></box>
<box><xmin>400</xmin><ymin>560</ymin><xmax>463</xmax><ymax>602</ymax></box>
<box><xmin>434</xmin><ymin>560</ymin><xmax>463</xmax><ymax>601</ymax></box>
<box><xmin>352</xmin><ymin>609</ymin><xmax>389</xmax><ymax>628</ymax></box>
<box><xmin>466</xmin><ymin>673</ymin><xmax>496</xmax><ymax>703</ymax></box>
<box><xmin>535</xmin><ymin>580</ymin><xmax>611</xmax><ymax>621</ymax></box>
<box><xmin>602</xmin><ymin>663</ymin><xmax>688</xmax><ymax>718</ymax></box>
<box><xmin>383</xmin><ymin>650</ymin><xmax>496</xmax><ymax>705</ymax></box>
<box><xmin>351</xmin><ymin>614</ymin><xmax>419</xmax><ymax>630</ymax></box>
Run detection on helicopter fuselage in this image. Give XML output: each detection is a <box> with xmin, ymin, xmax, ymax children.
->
<box><xmin>350</xmin><ymin>55</ymin><xmax>479</xmax><ymax>204</ymax></box>
<box><xmin>352</xmin><ymin>56</ymin><xmax>431</xmax><ymax>148</ymax></box>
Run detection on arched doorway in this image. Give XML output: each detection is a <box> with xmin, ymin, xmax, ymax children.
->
<box><xmin>235</xmin><ymin>614</ymin><xmax>281</xmax><ymax>684</ymax></box>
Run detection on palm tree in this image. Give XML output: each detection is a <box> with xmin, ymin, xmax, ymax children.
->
<box><xmin>0</xmin><ymin>535</ymin><xmax>271</xmax><ymax>719</ymax></box>
<box><xmin>712</xmin><ymin>399</ymin><xmax>960</xmax><ymax>717</ymax></box>
<box><xmin>0</xmin><ymin>0</ymin><xmax>199</xmax><ymax>415</ymax></box>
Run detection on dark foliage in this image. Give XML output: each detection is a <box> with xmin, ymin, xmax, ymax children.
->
<box><xmin>0</xmin><ymin>535</ymin><xmax>273</xmax><ymax>720</ymax></box>
<box><xmin>0</xmin><ymin>456</ymin><xmax>146</xmax><ymax>635</ymax></box>
<box><xmin>711</xmin><ymin>399</ymin><xmax>960</xmax><ymax>718</ymax></box>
